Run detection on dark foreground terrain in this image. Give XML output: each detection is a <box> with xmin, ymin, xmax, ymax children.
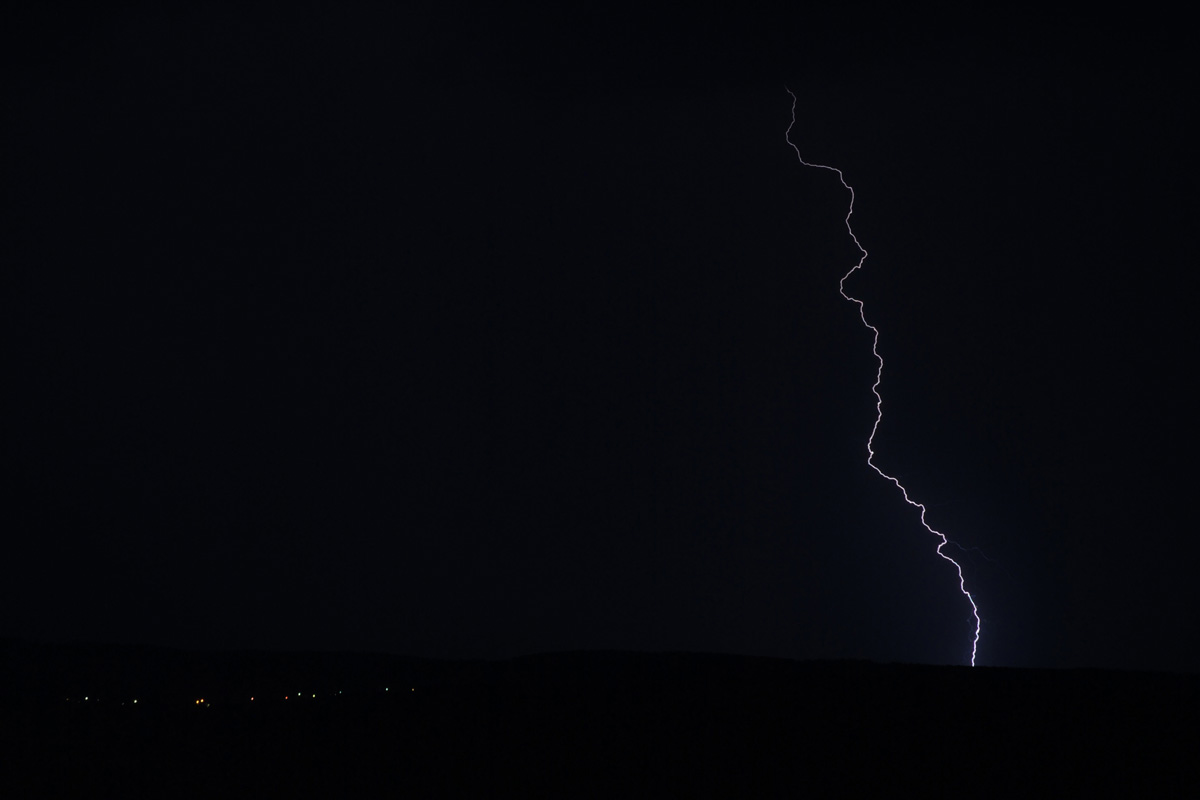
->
<box><xmin>2</xmin><ymin>640</ymin><xmax>1196</xmax><ymax>796</ymax></box>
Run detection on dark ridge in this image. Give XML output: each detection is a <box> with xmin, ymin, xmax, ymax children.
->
<box><xmin>0</xmin><ymin>638</ymin><xmax>474</xmax><ymax>706</ymax></box>
<box><xmin>2</xmin><ymin>640</ymin><xmax>1197</xmax><ymax>795</ymax></box>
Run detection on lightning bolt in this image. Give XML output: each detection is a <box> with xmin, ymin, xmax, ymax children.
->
<box><xmin>784</xmin><ymin>88</ymin><xmax>982</xmax><ymax>666</ymax></box>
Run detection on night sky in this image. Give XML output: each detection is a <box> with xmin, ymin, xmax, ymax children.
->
<box><xmin>4</xmin><ymin>6</ymin><xmax>1195</xmax><ymax>671</ymax></box>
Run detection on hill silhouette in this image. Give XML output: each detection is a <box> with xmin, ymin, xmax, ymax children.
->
<box><xmin>2</xmin><ymin>640</ymin><xmax>1196</xmax><ymax>795</ymax></box>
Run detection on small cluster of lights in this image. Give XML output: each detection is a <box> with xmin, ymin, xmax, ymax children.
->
<box><xmin>67</xmin><ymin>696</ymin><xmax>141</xmax><ymax>704</ymax></box>
<box><xmin>65</xmin><ymin>686</ymin><xmax>406</xmax><ymax>706</ymax></box>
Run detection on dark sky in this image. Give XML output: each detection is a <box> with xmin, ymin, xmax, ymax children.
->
<box><xmin>4</xmin><ymin>5</ymin><xmax>1195</xmax><ymax>671</ymax></box>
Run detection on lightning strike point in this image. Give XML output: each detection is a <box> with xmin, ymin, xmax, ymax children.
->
<box><xmin>784</xmin><ymin>88</ymin><xmax>982</xmax><ymax>666</ymax></box>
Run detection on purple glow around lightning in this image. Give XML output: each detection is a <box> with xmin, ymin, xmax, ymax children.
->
<box><xmin>784</xmin><ymin>88</ymin><xmax>981</xmax><ymax>666</ymax></box>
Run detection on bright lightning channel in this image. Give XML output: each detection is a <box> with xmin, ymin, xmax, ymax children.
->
<box><xmin>783</xmin><ymin>88</ymin><xmax>982</xmax><ymax>666</ymax></box>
